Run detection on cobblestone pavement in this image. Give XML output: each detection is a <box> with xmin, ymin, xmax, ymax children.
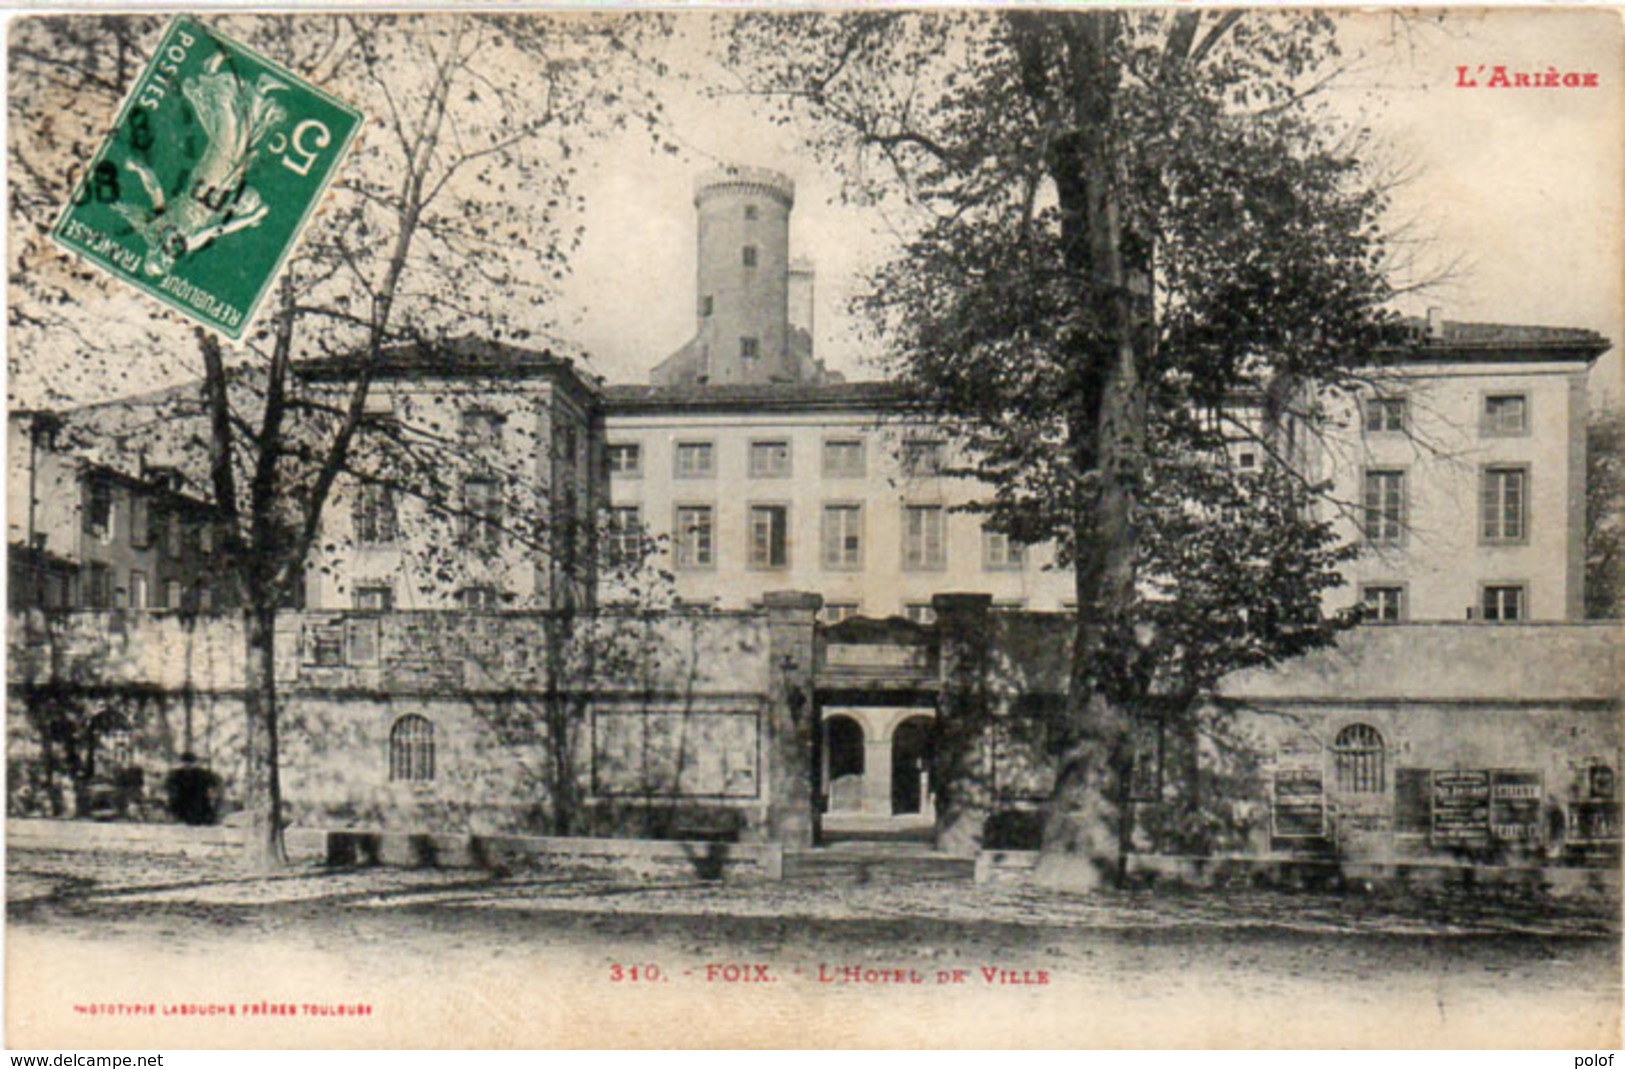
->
<box><xmin>6</xmin><ymin>848</ymin><xmax>1621</xmax><ymax>1048</ymax></box>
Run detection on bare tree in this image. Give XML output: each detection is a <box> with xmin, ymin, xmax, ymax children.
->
<box><xmin>10</xmin><ymin>13</ymin><xmax>671</xmax><ymax>868</ymax></box>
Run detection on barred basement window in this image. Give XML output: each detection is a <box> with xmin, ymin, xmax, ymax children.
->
<box><xmin>1334</xmin><ymin>723</ymin><xmax>1385</xmax><ymax>793</ymax></box>
<box><xmin>390</xmin><ymin>715</ymin><xmax>435</xmax><ymax>783</ymax></box>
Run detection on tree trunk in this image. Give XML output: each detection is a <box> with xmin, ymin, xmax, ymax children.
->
<box><xmin>241</xmin><ymin>601</ymin><xmax>287</xmax><ymax>870</ymax></box>
<box><xmin>1032</xmin><ymin>13</ymin><xmax>1148</xmax><ymax>887</ymax></box>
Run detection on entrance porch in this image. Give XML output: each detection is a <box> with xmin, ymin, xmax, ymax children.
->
<box><xmin>819</xmin><ymin>705</ymin><xmax>936</xmax><ymax>840</ymax></box>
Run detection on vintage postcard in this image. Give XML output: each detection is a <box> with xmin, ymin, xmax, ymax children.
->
<box><xmin>4</xmin><ymin>5</ymin><xmax>1621</xmax><ymax>1051</ymax></box>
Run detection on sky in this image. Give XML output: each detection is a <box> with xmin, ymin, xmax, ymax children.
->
<box><xmin>5</xmin><ymin>7</ymin><xmax>1622</xmax><ymax>405</ymax></box>
<box><xmin>553</xmin><ymin>8</ymin><xmax>1624</xmax><ymax>400</ymax></box>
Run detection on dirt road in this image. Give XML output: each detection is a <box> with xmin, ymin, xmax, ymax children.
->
<box><xmin>7</xmin><ymin>849</ymin><xmax>1619</xmax><ymax>1048</ymax></box>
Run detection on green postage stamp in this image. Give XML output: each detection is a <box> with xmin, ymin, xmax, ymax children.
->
<box><xmin>51</xmin><ymin>17</ymin><xmax>362</xmax><ymax>340</ymax></box>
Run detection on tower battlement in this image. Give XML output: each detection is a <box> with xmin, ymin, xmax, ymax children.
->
<box><xmin>694</xmin><ymin>166</ymin><xmax>795</xmax><ymax>210</ymax></box>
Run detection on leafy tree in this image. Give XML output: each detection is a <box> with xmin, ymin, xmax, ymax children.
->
<box><xmin>726</xmin><ymin>11</ymin><xmax>1392</xmax><ymax>881</ymax></box>
<box><xmin>1585</xmin><ymin>405</ymin><xmax>1624</xmax><ymax>619</ymax></box>
<box><xmin>9</xmin><ymin>13</ymin><xmax>669</xmax><ymax>868</ymax></box>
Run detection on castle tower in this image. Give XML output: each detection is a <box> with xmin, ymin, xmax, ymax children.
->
<box><xmin>653</xmin><ymin>167</ymin><xmax>821</xmax><ymax>387</ymax></box>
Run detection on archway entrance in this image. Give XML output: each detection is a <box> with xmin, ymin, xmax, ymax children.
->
<box><xmin>890</xmin><ymin>715</ymin><xmax>935</xmax><ymax>816</ymax></box>
<box><xmin>816</xmin><ymin>703</ymin><xmax>937</xmax><ymax>841</ymax></box>
<box><xmin>823</xmin><ymin>715</ymin><xmax>865</xmax><ymax>813</ymax></box>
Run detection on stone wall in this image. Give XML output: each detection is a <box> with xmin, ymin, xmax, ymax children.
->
<box><xmin>951</xmin><ymin>608</ymin><xmax>1621</xmax><ymax>865</ymax></box>
<box><xmin>9</xmin><ymin>605</ymin><xmax>1618</xmax><ymax>866</ymax></box>
<box><xmin>7</xmin><ymin>604</ymin><xmax>806</xmax><ymax>842</ymax></box>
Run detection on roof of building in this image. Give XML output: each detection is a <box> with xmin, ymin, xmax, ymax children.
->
<box><xmin>604</xmin><ymin>379</ymin><xmax>914</xmax><ymax>414</ymax></box>
<box><xmin>296</xmin><ymin>335</ymin><xmax>603</xmax><ymax>398</ymax></box>
<box><xmin>1383</xmin><ymin>318</ymin><xmax>1611</xmax><ymax>363</ymax></box>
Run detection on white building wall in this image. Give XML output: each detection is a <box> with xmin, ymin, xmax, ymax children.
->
<box><xmin>1323</xmin><ymin>361</ymin><xmax>1590</xmax><ymax>622</ymax></box>
<box><xmin>304</xmin><ymin>376</ymin><xmax>597</xmax><ymax>612</ymax></box>
<box><xmin>7</xmin><ymin>418</ymin><xmax>82</xmax><ymax>563</ymax></box>
<box><xmin>603</xmin><ymin>405</ymin><xmax>1075</xmax><ymax>616</ymax></box>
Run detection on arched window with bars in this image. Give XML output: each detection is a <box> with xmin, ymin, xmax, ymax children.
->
<box><xmin>1333</xmin><ymin>723</ymin><xmax>1385</xmax><ymax>793</ymax></box>
<box><xmin>389</xmin><ymin>715</ymin><xmax>435</xmax><ymax>783</ymax></box>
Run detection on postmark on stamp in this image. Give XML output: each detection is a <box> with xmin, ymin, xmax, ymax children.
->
<box><xmin>50</xmin><ymin>16</ymin><xmax>361</xmax><ymax>340</ymax></box>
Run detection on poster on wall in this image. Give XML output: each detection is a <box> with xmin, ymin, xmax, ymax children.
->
<box><xmin>1489</xmin><ymin>769</ymin><xmax>1543</xmax><ymax>844</ymax></box>
<box><xmin>1431</xmin><ymin>770</ymin><xmax>1492</xmax><ymax>845</ymax></box>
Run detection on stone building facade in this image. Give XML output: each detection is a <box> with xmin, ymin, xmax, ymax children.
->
<box><xmin>7</xmin><ymin>412</ymin><xmax>229</xmax><ymax>614</ymax></box>
<box><xmin>7</xmin><ymin>596</ymin><xmax>1617</xmax><ymax>866</ymax></box>
<box><xmin>5</xmin><ymin>163</ymin><xmax>1618</xmax><ymax>865</ymax></box>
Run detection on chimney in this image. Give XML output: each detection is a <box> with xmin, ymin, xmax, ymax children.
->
<box><xmin>789</xmin><ymin>257</ymin><xmax>816</xmax><ymax>352</ymax></box>
<box><xmin>1426</xmin><ymin>306</ymin><xmax>1445</xmax><ymax>340</ymax></box>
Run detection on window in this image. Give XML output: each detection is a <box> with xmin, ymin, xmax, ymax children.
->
<box><xmin>129</xmin><ymin>571</ymin><xmax>150</xmax><ymax>611</ymax></box>
<box><xmin>823</xmin><ymin>439</ymin><xmax>865</xmax><ymax>478</ymax></box>
<box><xmin>461</xmin><ymin>479</ymin><xmax>502</xmax><ymax>551</ymax></box>
<box><xmin>312</xmin><ymin>628</ymin><xmax>344</xmax><ymax>667</ymax></box>
<box><xmin>1236</xmin><ymin>450</ymin><xmax>1258</xmax><ymax>470</ymax></box>
<box><xmin>556</xmin><ymin>423</ymin><xmax>578</xmax><ymax>464</ymax></box>
<box><xmin>606</xmin><ymin>506</ymin><xmax>643</xmax><ymax>567</ymax></box>
<box><xmin>1481</xmin><ymin>466</ymin><xmax>1528</xmax><ymax>543</ymax></box>
<box><xmin>163</xmin><ymin>580</ymin><xmax>183</xmax><ymax>612</ymax></box>
<box><xmin>1334</xmin><ymin>724</ymin><xmax>1385</xmax><ymax>793</ymax></box>
<box><xmin>1483</xmin><ymin>393</ymin><xmax>1528</xmax><ymax>436</ymax></box>
<box><xmin>749</xmin><ymin>440</ymin><xmax>790</xmax><ymax>478</ymax></box>
<box><xmin>84</xmin><ymin>477</ymin><xmax>113</xmax><ymax>539</ymax></box>
<box><xmin>675</xmin><ymin>505</ymin><xmax>715</xmax><ymax>569</ymax></box>
<box><xmin>700</xmin><ymin>295</ymin><xmax>713</xmax><ymax>317</ymax></box>
<box><xmin>744</xmin><ymin>204</ymin><xmax>758</xmax><ymax>221</ymax></box>
<box><xmin>86</xmin><ymin>563</ymin><xmax>112</xmax><ymax>609</ymax></box>
<box><xmin>607</xmin><ymin>443</ymin><xmax>642</xmax><ymax>477</ymax></box>
<box><xmin>461</xmin><ymin>408</ymin><xmax>503</xmax><ymax>448</ymax></box>
<box><xmin>675</xmin><ymin>441</ymin><xmax>715</xmax><ymax>478</ymax></box>
<box><xmin>1364</xmin><ymin>397</ymin><xmax>1407</xmax><ymax>435</ymax></box>
<box><xmin>353</xmin><ymin>584</ymin><xmax>394</xmax><ymax>612</ymax></box>
<box><xmin>904</xmin><ymin>603</ymin><xmax>937</xmax><ymax>625</ymax></box>
<box><xmin>822</xmin><ymin>504</ymin><xmax>863</xmax><ymax>569</ymax></box>
<box><xmin>457</xmin><ymin>585</ymin><xmax>501</xmax><ymax>611</ymax></box>
<box><xmin>146</xmin><ymin>502</ymin><xmax>165</xmax><ymax>552</ymax></box>
<box><xmin>1481</xmin><ymin>584</ymin><xmax>1526</xmax><ymax>622</ymax></box>
<box><xmin>742</xmin><ymin>245</ymin><xmax>758</xmax><ymax>268</ymax></box>
<box><xmin>982</xmin><ymin>527</ymin><xmax>1025</xmax><ymax>571</ymax></box>
<box><xmin>389</xmin><ymin>715</ymin><xmax>435</xmax><ymax>783</ymax></box>
<box><xmin>164</xmin><ymin>511</ymin><xmax>183</xmax><ymax>560</ymax></box>
<box><xmin>130</xmin><ymin>496</ymin><xmax>151</xmax><ymax>548</ymax></box>
<box><xmin>1360</xmin><ymin>585</ymin><xmax>1405</xmax><ymax>623</ymax></box>
<box><xmin>821</xmin><ymin>603</ymin><xmax>860</xmax><ymax>625</ymax></box>
<box><xmin>901</xmin><ymin>440</ymin><xmax>944</xmax><ymax>477</ymax></box>
<box><xmin>347</xmin><ymin>618</ymin><xmax>380</xmax><ymax>665</ymax></box>
<box><xmin>196</xmin><ymin>582</ymin><xmax>212</xmax><ymax>613</ymax></box>
<box><xmin>355</xmin><ymin>483</ymin><xmax>397</xmax><ymax>545</ymax></box>
<box><xmin>749</xmin><ymin>505</ymin><xmax>789</xmax><ymax>569</ymax></box>
<box><xmin>903</xmin><ymin>505</ymin><xmax>946</xmax><ymax>570</ymax></box>
<box><xmin>1362</xmin><ymin>469</ymin><xmax>1405</xmax><ymax>546</ymax></box>
<box><xmin>740</xmin><ymin>337</ymin><xmax>760</xmax><ymax>361</ymax></box>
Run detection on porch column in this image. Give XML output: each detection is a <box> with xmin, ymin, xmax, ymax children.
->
<box><xmin>863</xmin><ymin>734</ymin><xmax>893</xmax><ymax>815</ymax></box>
<box><xmin>761</xmin><ymin>591</ymin><xmax>821</xmax><ymax>848</ymax></box>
